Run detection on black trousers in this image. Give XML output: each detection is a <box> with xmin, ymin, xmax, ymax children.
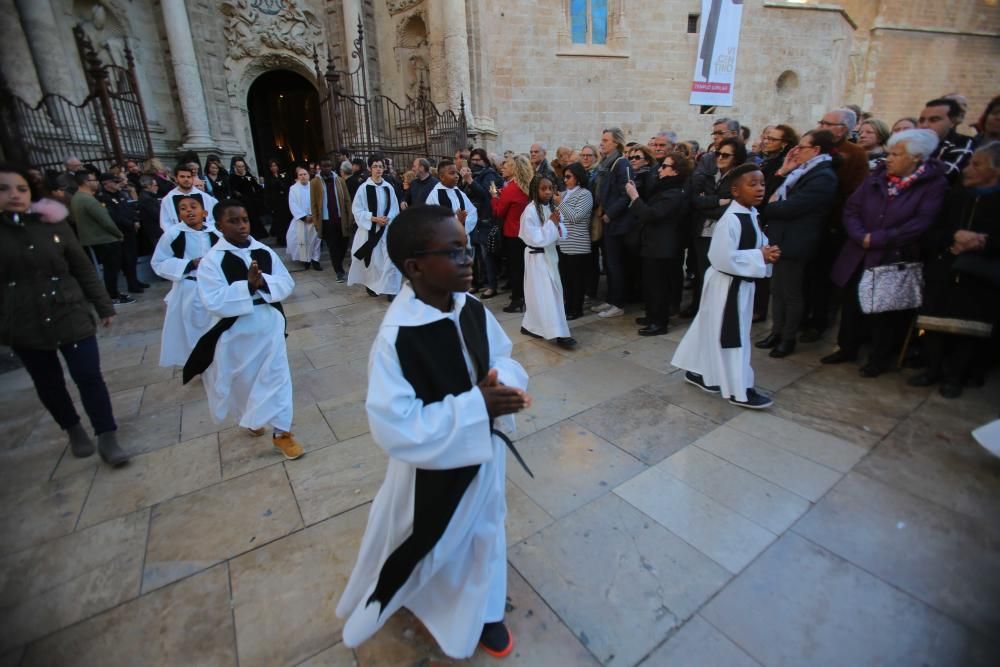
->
<box><xmin>559</xmin><ymin>251</ymin><xmax>591</xmax><ymax>317</ymax></box>
<box><xmin>642</xmin><ymin>257</ymin><xmax>677</xmax><ymax>326</ymax></box>
<box><xmin>322</xmin><ymin>219</ymin><xmax>350</xmax><ymax>273</ymax></box>
<box><xmin>90</xmin><ymin>241</ymin><xmax>124</xmax><ymax>299</ymax></box>
<box><xmin>603</xmin><ymin>233</ymin><xmax>627</xmax><ymax>308</ymax></box>
<box><xmin>836</xmin><ymin>269</ymin><xmax>912</xmax><ymax>367</ymax></box>
<box><xmin>770</xmin><ymin>258</ymin><xmax>807</xmax><ymax>340</ymax></box>
<box><xmin>922</xmin><ymin>332</ymin><xmax>985</xmax><ymax>384</ymax></box>
<box><xmin>503</xmin><ymin>236</ymin><xmax>526</xmax><ymax>302</ymax></box>
<box><xmin>802</xmin><ymin>235</ymin><xmax>841</xmax><ymax>332</ymax></box>
<box><xmin>120</xmin><ymin>227</ymin><xmax>140</xmax><ymax>290</ymax></box>
<box><xmin>14</xmin><ymin>336</ymin><xmax>117</xmax><ymax>434</ymax></box>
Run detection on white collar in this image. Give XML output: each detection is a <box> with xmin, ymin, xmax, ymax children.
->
<box><xmin>365</xmin><ymin>177</ymin><xmax>387</xmax><ymax>188</ymax></box>
<box><xmin>210</xmin><ymin>236</ymin><xmax>267</xmax><ymax>252</ymax></box>
<box><xmin>381</xmin><ymin>282</ymin><xmax>470</xmax><ymax>328</ymax></box>
<box><xmin>727</xmin><ymin>201</ymin><xmax>756</xmax><ymax>215</ymax></box>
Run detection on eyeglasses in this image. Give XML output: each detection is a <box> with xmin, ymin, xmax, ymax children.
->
<box><xmin>817</xmin><ymin>120</ymin><xmax>845</xmax><ymax>127</ymax></box>
<box><xmin>763</xmin><ymin>135</ymin><xmax>784</xmax><ymax>142</ymax></box>
<box><xmin>629</xmin><ymin>155</ymin><xmax>644</xmax><ymax>161</ymax></box>
<box><xmin>716</xmin><ymin>152</ymin><xmax>736</xmax><ymax>159</ymax></box>
<box><xmin>581</xmin><ymin>153</ymin><xmax>596</xmax><ymax>159</ymax></box>
<box><xmin>710</xmin><ymin>130</ymin><xmax>726</xmax><ymax>137</ymax></box>
<box><xmin>413</xmin><ymin>246</ymin><xmax>475</xmax><ymax>264</ymax></box>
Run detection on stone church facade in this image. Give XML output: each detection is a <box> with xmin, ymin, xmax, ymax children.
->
<box><xmin>2</xmin><ymin>0</ymin><xmax>997</xmax><ymax>171</ymax></box>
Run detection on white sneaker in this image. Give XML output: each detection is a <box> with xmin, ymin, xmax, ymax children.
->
<box><xmin>590</xmin><ymin>302</ymin><xmax>612</xmax><ymax>313</ymax></box>
<box><xmin>598</xmin><ymin>306</ymin><xmax>625</xmax><ymax>318</ymax></box>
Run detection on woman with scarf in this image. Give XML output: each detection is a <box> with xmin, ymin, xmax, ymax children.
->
<box><xmin>755</xmin><ymin>130</ymin><xmax>838</xmax><ymax>358</ymax></box>
<box><xmin>228</xmin><ymin>157</ymin><xmax>268</xmax><ymax>238</ymax></box>
<box><xmin>822</xmin><ymin>129</ymin><xmax>948</xmax><ymax>377</ymax></box>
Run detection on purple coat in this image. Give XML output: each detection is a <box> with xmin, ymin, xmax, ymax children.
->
<box><xmin>830</xmin><ymin>160</ymin><xmax>947</xmax><ymax>287</ymax></box>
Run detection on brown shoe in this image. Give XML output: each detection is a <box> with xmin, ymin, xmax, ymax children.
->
<box><xmin>247</xmin><ymin>427</ymin><xmax>267</xmax><ymax>437</ymax></box>
<box><xmin>272</xmin><ymin>432</ymin><xmax>304</xmax><ymax>460</ymax></box>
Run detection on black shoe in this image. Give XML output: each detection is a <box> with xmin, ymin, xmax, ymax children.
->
<box><xmin>566</xmin><ymin>312</ymin><xmax>582</xmax><ymax>321</ymax></box>
<box><xmin>859</xmin><ymin>362</ymin><xmax>889</xmax><ymax>378</ymax></box>
<box><xmin>336</xmin><ymin>272</ymin><xmax>346</xmax><ymax>283</ymax></box>
<box><xmin>520</xmin><ymin>326</ymin><xmax>542</xmax><ymax>339</ymax></box>
<box><xmin>556</xmin><ymin>336</ymin><xmax>577</xmax><ymax>349</ymax></box>
<box><xmin>769</xmin><ymin>340</ymin><xmax>796</xmax><ymax>358</ymax></box>
<box><xmin>907</xmin><ymin>372</ymin><xmax>939</xmax><ymax>387</ymax></box>
<box><xmin>366</xmin><ymin>288</ymin><xmax>377</xmax><ymax>297</ymax></box>
<box><xmin>820</xmin><ymin>350</ymin><xmax>856</xmax><ymax>364</ymax></box>
<box><xmin>684</xmin><ymin>371</ymin><xmax>720</xmax><ymax>393</ymax></box>
<box><xmin>635</xmin><ymin>316</ymin><xmax>650</xmax><ymax>325</ymax></box>
<box><xmin>679</xmin><ymin>305</ymin><xmax>698</xmax><ymax>319</ymax></box>
<box><xmin>939</xmin><ymin>383</ymin><xmax>963</xmax><ymax>399</ymax></box>
<box><xmin>798</xmin><ymin>328</ymin><xmax>822</xmax><ymax>343</ymax></box>
<box><xmin>127</xmin><ymin>285</ymin><xmax>145</xmax><ymax>294</ymax></box>
<box><xmin>97</xmin><ymin>431</ymin><xmax>129</xmax><ymax>467</ymax></box>
<box><xmin>137</xmin><ymin>281</ymin><xmax>150</xmax><ymax>289</ymax></box>
<box><xmin>311</xmin><ymin>261</ymin><xmax>323</xmax><ymax>271</ymax></box>
<box><xmin>729</xmin><ymin>388</ymin><xmax>774</xmax><ymax>409</ymax></box>
<box><xmin>503</xmin><ymin>300</ymin><xmax>525</xmax><ymax>313</ymax></box>
<box><xmin>755</xmin><ymin>333</ymin><xmax>782</xmax><ymax>349</ymax></box>
<box><xmin>638</xmin><ymin>324</ymin><xmax>669</xmax><ymax>336</ymax></box>
<box><xmin>386</xmin><ymin>295</ymin><xmax>395</xmax><ymax>302</ymax></box>
<box><xmin>67</xmin><ymin>422</ymin><xmax>95</xmax><ymax>458</ymax></box>
<box><xmin>480</xmin><ymin>621</ymin><xmax>514</xmax><ymax>658</ymax></box>
<box><xmin>114</xmin><ymin>295</ymin><xmax>136</xmax><ymax>305</ymax></box>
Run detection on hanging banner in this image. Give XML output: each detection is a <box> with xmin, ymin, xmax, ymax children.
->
<box><xmin>690</xmin><ymin>0</ymin><xmax>745</xmax><ymax>107</ymax></box>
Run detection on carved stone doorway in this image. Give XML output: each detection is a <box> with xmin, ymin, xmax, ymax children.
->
<box><xmin>247</xmin><ymin>69</ymin><xmax>323</xmax><ymax>168</ymax></box>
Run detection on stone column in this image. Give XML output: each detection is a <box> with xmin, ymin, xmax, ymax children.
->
<box><xmin>439</xmin><ymin>0</ymin><xmax>473</xmax><ymax>115</ymax></box>
<box><xmin>341</xmin><ymin>0</ymin><xmax>363</xmax><ymax>74</ymax></box>
<box><xmin>14</xmin><ymin>0</ymin><xmax>74</xmax><ymax>99</ymax></box>
<box><xmin>2</xmin><ymin>0</ymin><xmax>42</xmax><ymax>101</ymax></box>
<box><xmin>160</xmin><ymin>0</ymin><xmax>215</xmax><ymax>149</ymax></box>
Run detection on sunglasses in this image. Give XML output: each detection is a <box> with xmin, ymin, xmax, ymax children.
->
<box><xmin>817</xmin><ymin>120</ymin><xmax>845</xmax><ymax>127</ymax></box>
<box><xmin>716</xmin><ymin>152</ymin><xmax>736</xmax><ymax>159</ymax></box>
<box><xmin>763</xmin><ymin>136</ymin><xmax>784</xmax><ymax>142</ymax></box>
<box><xmin>629</xmin><ymin>155</ymin><xmax>644</xmax><ymax>161</ymax></box>
<box><xmin>658</xmin><ymin>162</ymin><xmax>675</xmax><ymax>170</ymax></box>
<box><xmin>413</xmin><ymin>246</ymin><xmax>475</xmax><ymax>264</ymax></box>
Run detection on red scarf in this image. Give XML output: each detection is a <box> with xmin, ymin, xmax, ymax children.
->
<box><xmin>886</xmin><ymin>163</ymin><xmax>925</xmax><ymax>199</ymax></box>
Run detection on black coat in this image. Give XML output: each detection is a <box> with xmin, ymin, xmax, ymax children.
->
<box><xmin>761</xmin><ymin>160</ymin><xmax>838</xmax><ymax>260</ymax></box>
<box><xmin>0</xmin><ymin>211</ymin><xmax>115</xmax><ymax>350</ymax></box>
<box><xmin>627</xmin><ymin>178</ymin><xmax>689</xmax><ymax>259</ymax></box>
<box><xmin>691</xmin><ymin>167</ymin><xmax>738</xmax><ymax>238</ymax></box>
<box><xmin>137</xmin><ymin>190</ymin><xmax>162</xmax><ymax>254</ymax></box>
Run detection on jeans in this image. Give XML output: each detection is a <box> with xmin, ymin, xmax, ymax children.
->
<box><xmin>90</xmin><ymin>241</ymin><xmax>124</xmax><ymax>299</ymax></box>
<box><xmin>475</xmin><ymin>243</ymin><xmax>498</xmax><ymax>290</ymax></box>
<box><xmin>13</xmin><ymin>336</ymin><xmax>117</xmax><ymax>434</ymax></box>
<box><xmin>602</xmin><ymin>233</ymin><xmax>627</xmax><ymax>308</ymax></box>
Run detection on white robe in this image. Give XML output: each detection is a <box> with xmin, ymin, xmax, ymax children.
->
<box><xmin>336</xmin><ymin>284</ymin><xmax>528</xmax><ymax>659</ymax></box>
<box><xmin>671</xmin><ymin>202</ymin><xmax>771</xmax><ymax>402</ymax></box>
<box><xmin>425</xmin><ymin>184</ymin><xmax>478</xmax><ymax>237</ymax></box>
<box><xmin>150</xmin><ymin>224</ymin><xmax>215</xmax><ymax>367</ymax></box>
<box><xmin>348</xmin><ymin>178</ymin><xmax>403</xmax><ymax>295</ymax></box>
<box><xmin>197</xmin><ymin>237</ymin><xmax>296</xmax><ymax>431</ymax></box>
<box><xmin>519</xmin><ymin>202</ymin><xmax>570</xmax><ymax>339</ymax></box>
<box><xmin>159</xmin><ymin>187</ymin><xmax>218</xmax><ymax>231</ymax></box>
<box><xmin>286</xmin><ymin>181</ymin><xmax>320</xmax><ymax>262</ymax></box>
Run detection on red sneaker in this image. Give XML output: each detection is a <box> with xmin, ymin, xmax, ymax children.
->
<box><xmin>479</xmin><ymin>621</ymin><xmax>514</xmax><ymax>658</ymax></box>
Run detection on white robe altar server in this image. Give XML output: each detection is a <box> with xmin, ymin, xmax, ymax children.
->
<box><xmin>519</xmin><ymin>186</ymin><xmax>575</xmax><ymax>346</ymax></box>
<box><xmin>286</xmin><ymin>166</ymin><xmax>321</xmax><ymax>265</ymax></box>
<box><xmin>348</xmin><ymin>157</ymin><xmax>402</xmax><ymax>295</ymax></box>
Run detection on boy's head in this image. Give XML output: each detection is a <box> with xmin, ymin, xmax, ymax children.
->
<box><xmin>174</xmin><ymin>164</ymin><xmax>194</xmax><ymax>190</ymax></box>
<box><xmin>437</xmin><ymin>159</ymin><xmax>458</xmax><ymax>188</ymax></box>
<box><xmin>214</xmin><ymin>199</ymin><xmax>250</xmax><ymax>244</ymax></box>
<box><xmin>388</xmin><ymin>204</ymin><xmax>472</xmax><ymax>292</ymax></box>
<box><xmin>177</xmin><ymin>195</ymin><xmax>206</xmax><ymax>229</ymax></box>
<box><xmin>728</xmin><ymin>163</ymin><xmax>765</xmax><ymax>207</ymax></box>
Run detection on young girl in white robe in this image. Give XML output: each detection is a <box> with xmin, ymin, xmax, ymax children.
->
<box><xmin>519</xmin><ymin>174</ymin><xmax>576</xmax><ymax>348</ymax></box>
<box><xmin>286</xmin><ymin>166</ymin><xmax>320</xmax><ymax>268</ymax></box>
<box><xmin>151</xmin><ymin>195</ymin><xmax>217</xmax><ymax>367</ymax></box>
<box><xmin>671</xmin><ymin>164</ymin><xmax>780</xmax><ymax>409</ymax></box>
<box><xmin>348</xmin><ymin>157</ymin><xmax>402</xmax><ymax>296</ymax></box>
<box><xmin>182</xmin><ymin>201</ymin><xmax>304</xmax><ymax>460</ymax></box>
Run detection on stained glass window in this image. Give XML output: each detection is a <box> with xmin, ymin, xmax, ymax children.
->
<box><xmin>570</xmin><ymin>0</ymin><xmax>609</xmax><ymax>46</ymax></box>
<box><xmin>571</xmin><ymin>0</ymin><xmax>588</xmax><ymax>44</ymax></box>
<box><xmin>591</xmin><ymin>0</ymin><xmax>608</xmax><ymax>45</ymax></box>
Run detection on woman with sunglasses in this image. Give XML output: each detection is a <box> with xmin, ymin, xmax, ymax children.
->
<box><xmin>625</xmin><ymin>152</ymin><xmax>692</xmax><ymax>336</ymax></box>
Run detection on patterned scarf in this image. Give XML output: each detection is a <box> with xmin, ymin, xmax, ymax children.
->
<box><xmin>886</xmin><ymin>162</ymin><xmax>926</xmax><ymax>199</ymax></box>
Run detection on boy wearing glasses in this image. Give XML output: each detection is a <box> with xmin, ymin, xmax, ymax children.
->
<box><xmin>337</xmin><ymin>205</ymin><xmax>531</xmax><ymax>660</ymax></box>
<box><xmin>349</xmin><ymin>156</ymin><xmax>402</xmax><ymax>298</ymax></box>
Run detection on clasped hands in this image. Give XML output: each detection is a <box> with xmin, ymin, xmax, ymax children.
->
<box><xmin>950</xmin><ymin>230</ymin><xmax>987</xmax><ymax>255</ymax></box>
<box><xmin>478</xmin><ymin>368</ymin><xmax>531</xmax><ymax>419</ymax></box>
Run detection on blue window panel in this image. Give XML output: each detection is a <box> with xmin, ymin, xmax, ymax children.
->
<box><xmin>571</xmin><ymin>0</ymin><xmax>588</xmax><ymax>44</ymax></box>
<box><xmin>592</xmin><ymin>0</ymin><xmax>608</xmax><ymax>45</ymax></box>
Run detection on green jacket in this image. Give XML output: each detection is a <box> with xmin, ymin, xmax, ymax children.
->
<box><xmin>70</xmin><ymin>191</ymin><xmax>123</xmax><ymax>246</ymax></box>
<box><xmin>0</xmin><ymin>211</ymin><xmax>115</xmax><ymax>350</ymax></box>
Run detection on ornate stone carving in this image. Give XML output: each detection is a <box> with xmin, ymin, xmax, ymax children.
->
<box><xmin>387</xmin><ymin>0</ymin><xmax>424</xmax><ymax>16</ymax></box>
<box><xmin>220</xmin><ymin>0</ymin><xmax>322</xmax><ymax>62</ymax></box>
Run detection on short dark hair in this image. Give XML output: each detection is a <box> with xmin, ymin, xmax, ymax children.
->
<box><xmin>213</xmin><ymin>198</ymin><xmax>245</xmax><ymax>222</ymax></box>
<box><xmin>367</xmin><ymin>155</ymin><xmax>384</xmax><ymax>168</ymax></box>
<box><xmin>564</xmin><ymin>161</ymin><xmax>589</xmax><ymax>189</ymax></box>
<box><xmin>663</xmin><ymin>152</ymin><xmax>693</xmax><ymax>180</ymax></box>
<box><xmin>925</xmin><ymin>97</ymin><xmax>962</xmax><ymax>121</ymax></box>
<box><xmin>470</xmin><ymin>148</ymin><xmax>490</xmax><ymax>164</ymax></box>
<box><xmin>351</xmin><ymin>158</ymin><xmax>366</xmax><ymax>168</ymax></box>
<box><xmin>437</xmin><ymin>159</ymin><xmax>455</xmax><ymax>171</ymax></box>
<box><xmin>175</xmin><ymin>194</ymin><xmax>205</xmax><ymax>210</ymax></box>
<box><xmin>174</xmin><ymin>163</ymin><xmax>194</xmax><ymax>176</ymax></box>
<box><xmin>0</xmin><ymin>163</ymin><xmax>37</xmax><ymax>198</ymax></box>
<box><xmin>387</xmin><ymin>204</ymin><xmax>457</xmax><ymax>276</ymax></box>
<box><xmin>803</xmin><ymin>129</ymin><xmax>836</xmax><ymax>154</ymax></box>
<box><xmin>718</xmin><ymin>137</ymin><xmax>748</xmax><ymax>165</ymax></box>
<box><xmin>73</xmin><ymin>170</ymin><xmax>93</xmax><ymax>187</ymax></box>
<box><xmin>740</xmin><ymin>125</ymin><xmax>751</xmax><ymax>141</ymax></box>
<box><xmin>728</xmin><ymin>162</ymin><xmax>763</xmax><ymax>188</ymax></box>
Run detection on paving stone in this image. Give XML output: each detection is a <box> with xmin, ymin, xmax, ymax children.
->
<box><xmin>639</xmin><ymin>372</ymin><xmax>744</xmax><ymax>425</ymax></box>
<box><xmin>510</xmin><ymin>494</ymin><xmax>730</xmax><ymax>667</ymax></box>
<box><xmin>0</xmin><ymin>468</ymin><xmax>94</xmax><ymax>558</ymax></box>
<box><xmin>142</xmin><ymin>465</ymin><xmax>303</xmax><ymax>592</ymax></box>
<box><xmin>318</xmin><ymin>389</ymin><xmax>370</xmax><ymax>442</ymax></box>
<box><xmin>505</xmin><ymin>479</ymin><xmax>554</xmax><ymax>546</ymax></box>
<box><xmin>218</xmin><ymin>403</ymin><xmax>335</xmax><ymax>480</ymax></box>
<box><xmin>640</xmin><ymin>614</ymin><xmax>761</xmax><ymax>667</ymax></box>
<box><xmin>725</xmin><ymin>410</ymin><xmax>866</xmax><ymax>473</ymax></box>
<box><xmin>297</xmin><ymin>642</ymin><xmax>356</xmax><ymax>666</ymax></box>
<box><xmin>21</xmin><ymin>564</ymin><xmax>237</xmax><ymax>667</ymax></box>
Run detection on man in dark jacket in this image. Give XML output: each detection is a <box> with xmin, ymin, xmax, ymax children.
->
<box><xmin>593</xmin><ymin>127</ymin><xmax>632</xmax><ymax>318</ymax></box>
<box><xmin>136</xmin><ymin>175</ymin><xmax>162</xmax><ymax>256</ymax></box>
<box><xmin>97</xmin><ymin>173</ymin><xmax>147</xmax><ymax>294</ymax></box>
<box><xmin>404</xmin><ymin>158</ymin><xmax>439</xmax><ymax>207</ymax></box>
<box><xmin>919</xmin><ymin>97</ymin><xmax>975</xmax><ymax>185</ymax></box>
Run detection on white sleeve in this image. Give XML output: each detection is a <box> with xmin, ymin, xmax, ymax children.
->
<box><xmin>288</xmin><ymin>186</ymin><xmax>310</xmax><ymax>222</ymax></box>
<box><xmin>462</xmin><ymin>192</ymin><xmax>477</xmax><ymax>233</ymax></box>
<box><xmin>159</xmin><ymin>195</ymin><xmax>176</xmax><ymax>231</ymax></box>
<box><xmin>150</xmin><ymin>227</ymin><xmax>189</xmax><ymax>281</ymax></box>
<box><xmin>258</xmin><ymin>248</ymin><xmax>295</xmax><ymax>302</ymax></box>
<box><xmin>387</xmin><ymin>186</ymin><xmax>400</xmax><ymax>220</ymax></box>
<box><xmin>518</xmin><ymin>206</ymin><xmax>561</xmax><ymax>247</ymax></box>
<box><xmin>365</xmin><ymin>333</ymin><xmax>495</xmax><ymax>469</ymax></box>
<box><xmin>352</xmin><ymin>185</ymin><xmax>374</xmax><ymax>231</ymax></box>
<box><xmin>708</xmin><ymin>213</ymin><xmax>769</xmax><ymax>279</ymax></box>
<box><xmin>424</xmin><ymin>187</ymin><xmax>439</xmax><ymax>206</ymax></box>
<box><xmin>197</xmin><ymin>252</ymin><xmax>254</xmax><ymax>318</ymax></box>
<box><xmin>203</xmin><ymin>193</ymin><xmax>219</xmax><ymax>224</ymax></box>
<box><xmin>484</xmin><ymin>306</ymin><xmax>529</xmax><ymax>434</ymax></box>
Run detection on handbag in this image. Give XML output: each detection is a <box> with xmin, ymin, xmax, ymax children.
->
<box><xmin>590</xmin><ymin>205</ymin><xmax>604</xmax><ymax>244</ymax></box>
<box><xmin>858</xmin><ymin>261</ymin><xmax>923</xmax><ymax>314</ymax></box>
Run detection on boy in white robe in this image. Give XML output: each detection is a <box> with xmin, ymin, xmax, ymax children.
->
<box><xmin>182</xmin><ymin>200</ymin><xmax>304</xmax><ymax>460</ymax></box>
<box><xmin>425</xmin><ymin>160</ymin><xmax>477</xmax><ymax>237</ymax></box>
<box><xmin>519</xmin><ymin>174</ymin><xmax>576</xmax><ymax>348</ymax></box>
<box><xmin>337</xmin><ymin>204</ymin><xmax>532</xmax><ymax>659</ymax></box>
<box><xmin>672</xmin><ymin>164</ymin><xmax>780</xmax><ymax>408</ymax></box>
<box><xmin>348</xmin><ymin>156</ymin><xmax>402</xmax><ymax>297</ymax></box>
<box><xmin>159</xmin><ymin>163</ymin><xmax>218</xmax><ymax>231</ymax></box>
<box><xmin>286</xmin><ymin>166</ymin><xmax>321</xmax><ymax>269</ymax></box>
<box><xmin>151</xmin><ymin>195</ymin><xmax>218</xmax><ymax>367</ymax></box>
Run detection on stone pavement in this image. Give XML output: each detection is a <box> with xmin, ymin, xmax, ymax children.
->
<box><xmin>1</xmin><ymin>258</ymin><xmax>999</xmax><ymax>667</ymax></box>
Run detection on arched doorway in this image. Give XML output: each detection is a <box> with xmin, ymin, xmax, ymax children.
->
<box><xmin>247</xmin><ymin>70</ymin><xmax>323</xmax><ymax>169</ymax></box>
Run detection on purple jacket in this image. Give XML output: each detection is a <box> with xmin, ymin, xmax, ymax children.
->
<box><xmin>830</xmin><ymin>160</ymin><xmax>947</xmax><ymax>287</ymax></box>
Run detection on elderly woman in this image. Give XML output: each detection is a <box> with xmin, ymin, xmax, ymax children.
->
<box><xmin>624</xmin><ymin>152</ymin><xmax>691</xmax><ymax>336</ymax></box>
<box><xmin>891</xmin><ymin>117</ymin><xmax>918</xmax><ymax>135</ymax></box>
<box><xmin>858</xmin><ymin>119</ymin><xmax>891</xmax><ymax>170</ymax></box>
<box><xmin>556</xmin><ymin>162</ymin><xmax>594</xmax><ymax>319</ymax></box>
<box><xmin>822</xmin><ymin>129</ymin><xmax>948</xmax><ymax>377</ymax></box>
<box><xmin>908</xmin><ymin>142</ymin><xmax>1000</xmax><ymax>397</ymax></box>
